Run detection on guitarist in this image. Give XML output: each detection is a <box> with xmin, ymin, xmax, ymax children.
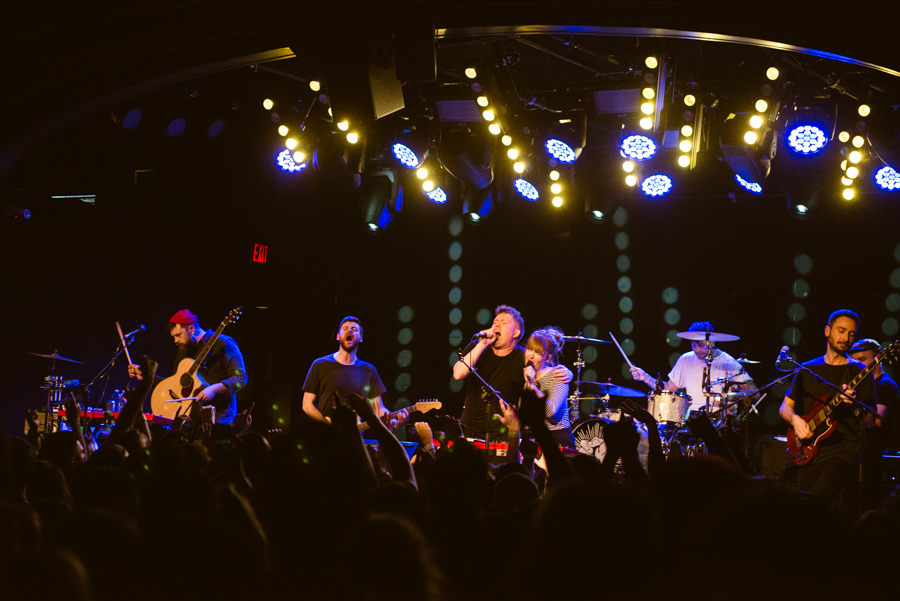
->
<box><xmin>779</xmin><ymin>309</ymin><xmax>876</xmax><ymax>508</ymax></box>
<box><xmin>128</xmin><ymin>309</ymin><xmax>248</xmax><ymax>424</ymax></box>
<box><xmin>302</xmin><ymin>316</ymin><xmax>407</xmax><ymax>429</ymax></box>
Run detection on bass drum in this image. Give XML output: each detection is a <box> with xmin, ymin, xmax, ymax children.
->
<box><xmin>572</xmin><ymin>416</ymin><xmax>648</xmax><ymax>471</ymax></box>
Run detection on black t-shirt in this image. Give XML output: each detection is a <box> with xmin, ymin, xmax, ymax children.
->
<box><xmin>460</xmin><ymin>345</ymin><xmax>525</xmax><ymax>438</ymax></box>
<box><xmin>785</xmin><ymin>356</ymin><xmax>876</xmax><ymax>464</ymax></box>
<box><xmin>876</xmin><ymin>372</ymin><xmax>900</xmax><ymax>451</ymax></box>
<box><xmin>302</xmin><ymin>355</ymin><xmax>386</xmax><ymax>418</ymax></box>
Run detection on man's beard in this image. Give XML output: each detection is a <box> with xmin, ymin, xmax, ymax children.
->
<box><xmin>177</xmin><ymin>338</ymin><xmax>200</xmax><ymax>352</ymax></box>
<box><xmin>828</xmin><ymin>338</ymin><xmax>849</xmax><ymax>354</ymax></box>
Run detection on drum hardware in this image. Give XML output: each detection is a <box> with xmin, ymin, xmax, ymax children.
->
<box><xmin>562</xmin><ymin>332</ymin><xmax>610</xmax><ymax>424</ymax></box>
<box><xmin>28</xmin><ymin>350</ymin><xmax>85</xmax><ymax>433</ymax></box>
<box><xmin>579</xmin><ymin>381</ymin><xmax>645</xmax><ymax>398</ymax></box>
<box><xmin>736</xmin><ymin>354</ymin><xmax>760</xmax><ymax>365</ymax></box>
<box><xmin>675</xmin><ymin>331</ymin><xmax>740</xmax><ymax>342</ymax></box>
<box><xmin>561</xmin><ymin>334</ymin><xmax>611</xmax><ymax>345</ymax></box>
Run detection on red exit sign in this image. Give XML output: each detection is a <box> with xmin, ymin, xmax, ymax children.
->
<box><xmin>252</xmin><ymin>244</ymin><xmax>269</xmax><ymax>263</ymax></box>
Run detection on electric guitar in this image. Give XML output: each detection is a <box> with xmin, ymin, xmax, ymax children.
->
<box><xmin>358</xmin><ymin>399</ymin><xmax>442</xmax><ymax>432</ymax></box>
<box><xmin>149</xmin><ymin>307</ymin><xmax>243</xmax><ymax>420</ymax></box>
<box><xmin>786</xmin><ymin>340</ymin><xmax>898</xmax><ymax>466</ymax></box>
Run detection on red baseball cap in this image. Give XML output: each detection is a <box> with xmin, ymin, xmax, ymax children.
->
<box><xmin>169</xmin><ymin>309</ymin><xmax>199</xmax><ymax>325</ymax></box>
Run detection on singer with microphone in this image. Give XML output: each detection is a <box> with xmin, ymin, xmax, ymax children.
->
<box><xmin>524</xmin><ymin>326</ymin><xmax>575</xmax><ymax>449</ymax></box>
<box><xmin>453</xmin><ymin>305</ymin><xmax>571</xmax><ymax>454</ymax></box>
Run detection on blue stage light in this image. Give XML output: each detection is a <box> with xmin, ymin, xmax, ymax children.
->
<box><xmin>876</xmin><ymin>166</ymin><xmax>900</xmax><ymax>191</ymax></box>
<box><xmin>426</xmin><ymin>187</ymin><xmax>447</xmax><ymax>203</ymax></box>
<box><xmin>787</xmin><ymin>125</ymin><xmax>827</xmax><ymax>154</ymax></box>
<box><xmin>735</xmin><ymin>174</ymin><xmax>762</xmax><ymax>194</ymax></box>
<box><xmin>621</xmin><ymin>135</ymin><xmax>657</xmax><ymax>160</ymax></box>
<box><xmin>514</xmin><ymin>178</ymin><xmax>540</xmax><ymax>201</ymax></box>
<box><xmin>392</xmin><ymin>143</ymin><xmax>420</xmax><ymax>168</ymax></box>
<box><xmin>276</xmin><ymin>149</ymin><xmax>308</xmax><ymax>173</ymax></box>
<box><xmin>545</xmin><ymin>139</ymin><xmax>576</xmax><ymax>163</ymax></box>
<box><xmin>641</xmin><ymin>174</ymin><xmax>673</xmax><ymax>197</ymax></box>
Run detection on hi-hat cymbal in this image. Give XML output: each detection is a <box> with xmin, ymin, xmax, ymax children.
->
<box><xmin>579</xmin><ymin>381</ymin><xmax>645</xmax><ymax>397</ymax></box>
<box><xmin>26</xmin><ymin>350</ymin><xmax>83</xmax><ymax>364</ymax></box>
<box><xmin>562</xmin><ymin>335</ymin><xmax>611</xmax><ymax>345</ymax></box>
<box><xmin>676</xmin><ymin>331</ymin><xmax>740</xmax><ymax>342</ymax></box>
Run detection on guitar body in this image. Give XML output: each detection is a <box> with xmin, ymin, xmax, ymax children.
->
<box><xmin>150</xmin><ymin>358</ymin><xmax>207</xmax><ymax>419</ymax></box>
<box><xmin>786</xmin><ymin>395</ymin><xmax>838</xmax><ymax>466</ymax></box>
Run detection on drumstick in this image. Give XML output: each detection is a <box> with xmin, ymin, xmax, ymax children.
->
<box><xmin>609</xmin><ymin>332</ymin><xmax>634</xmax><ymax>368</ymax></box>
<box><xmin>116</xmin><ymin>321</ymin><xmax>134</xmax><ymax>366</ymax></box>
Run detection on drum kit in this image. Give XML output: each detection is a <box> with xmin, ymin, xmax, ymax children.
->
<box><xmin>562</xmin><ymin>329</ymin><xmax>762</xmax><ymax>467</ymax></box>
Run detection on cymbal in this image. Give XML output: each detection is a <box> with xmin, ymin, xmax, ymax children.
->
<box><xmin>578</xmin><ymin>381</ymin><xmax>645</xmax><ymax>397</ymax></box>
<box><xmin>676</xmin><ymin>331</ymin><xmax>740</xmax><ymax>342</ymax></box>
<box><xmin>26</xmin><ymin>350</ymin><xmax>83</xmax><ymax>364</ymax></box>
<box><xmin>736</xmin><ymin>357</ymin><xmax>760</xmax><ymax>364</ymax></box>
<box><xmin>562</xmin><ymin>335</ymin><xmax>610</xmax><ymax>345</ymax></box>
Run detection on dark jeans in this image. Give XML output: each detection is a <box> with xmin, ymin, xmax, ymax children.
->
<box><xmin>798</xmin><ymin>455</ymin><xmax>856</xmax><ymax>508</ymax></box>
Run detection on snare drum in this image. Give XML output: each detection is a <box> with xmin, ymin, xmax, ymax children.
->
<box><xmin>647</xmin><ymin>391</ymin><xmax>692</xmax><ymax>425</ymax></box>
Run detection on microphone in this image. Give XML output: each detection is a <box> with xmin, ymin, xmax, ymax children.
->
<box><xmin>473</xmin><ymin>331</ymin><xmax>496</xmax><ymax>340</ymax></box>
<box><xmin>776</xmin><ymin>346</ymin><xmax>789</xmax><ymax>365</ymax></box>
<box><xmin>124</xmin><ymin>324</ymin><xmax>146</xmax><ymax>339</ymax></box>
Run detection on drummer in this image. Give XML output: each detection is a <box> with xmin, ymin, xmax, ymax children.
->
<box><xmin>629</xmin><ymin>321</ymin><xmax>757</xmax><ymax>415</ymax></box>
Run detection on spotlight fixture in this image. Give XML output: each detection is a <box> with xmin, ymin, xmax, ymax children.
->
<box><xmin>276</xmin><ymin>149</ymin><xmax>308</xmax><ymax>173</ymax></box>
<box><xmin>641</xmin><ymin>174</ymin><xmax>673</xmax><ymax>197</ymax></box>
<box><xmin>734</xmin><ymin>174</ymin><xmax>762</xmax><ymax>194</ymax></box>
<box><xmin>360</xmin><ymin>168</ymin><xmax>403</xmax><ymax>233</ymax></box>
<box><xmin>425</xmin><ymin>187</ymin><xmax>448</xmax><ymax>203</ymax></box>
<box><xmin>514</xmin><ymin>178</ymin><xmax>540</xmax><ymax>201</ymax></box>
<box><xmin>462</xmin><ymin>184</ymin><xmax>496</xmax><ymax>222</ymax></box>
<box><xmin>719</xmin><ymin>113</ymin><xmax>777</xmax><ymax>186</ymax></box>
<box><xmin>785</xmin><ymin>99</ymin><xmax>836</xmax><ymax>155</ymax></box>
<box><xmin>620</xmin><ymin>135</ymin><xmax>657</xmax><ymax>161</ymax></box>
<box><xmin>876</xmin><ymin>165</ymin><xmax>900</xmax><ymax>191</ymax></box>
<box><xmin>787</xmin><ymin>125</ymin><xmax>827</xmax><ymax>154</ymax></box>
<box><xmin>438</xmin><ymin>127</ymin><xmax>494</xmax><ymax>190</ymax></box>
<box><xmin>544</xmin><ymin>113</ymin><xmax>587</xmax><ymax>164</ymax></box>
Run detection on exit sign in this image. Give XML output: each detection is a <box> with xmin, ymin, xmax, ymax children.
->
<box><xmin>252</xmin><ymin>244</ymin><xmax>269</xmax><ymax>263</ymax></box>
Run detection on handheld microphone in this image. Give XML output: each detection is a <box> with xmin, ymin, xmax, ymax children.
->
<box><xmin>124</xmin><ymin>324</ymin><xmax>146</xmax><ymax>339</ymax></box>
<box><xmin>776</xmin><ymin>346</ymin><xmax>790</xmax><ymax>365</ymax></box>
<box><xmin>473</xmin><ymin>331</ymin><xmax>497</xmax><ymax>340</ymax></box>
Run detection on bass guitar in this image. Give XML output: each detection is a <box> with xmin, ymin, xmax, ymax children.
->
<box><xmin>149</xmin><ymin>307</ymin><xmax>243</xmax><ymax>420</ymax></box>
<box><xmin>786</xmin><ymin>340</ymin><xmax>898</xmax><ymax>466</ymax></box>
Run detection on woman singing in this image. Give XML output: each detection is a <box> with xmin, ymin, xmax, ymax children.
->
<box><xmin>523</xmin><ymin>326</ymin><xmax>574</xmax><ymax>449</ymax></box>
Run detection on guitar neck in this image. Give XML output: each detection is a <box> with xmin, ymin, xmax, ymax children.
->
<box><xmin>810</xmin><ymin>356</ymin><xmax>882</xmax><ymax>424</ymax></box>
<box><xmin>186</xmin><ymin>308</ymin><xmax>241</xmax><ymax>377</ymax></box>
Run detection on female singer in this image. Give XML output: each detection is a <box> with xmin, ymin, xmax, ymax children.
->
<box><xmin>523</xmin><ymin>326</ymin><xmax>574</xmax><ymax>448</ymax></box>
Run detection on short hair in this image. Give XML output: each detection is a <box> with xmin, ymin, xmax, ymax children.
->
<box><xmin>526</xmin><ymin>326</ymin><xmax>565</xmax><ymax>366</ymax></box>
<box><xmin>827</xmin><ymin>309</ymin><xmax>860</xmax><ymax>328</ymax></box>
<box><xmin>339</xmin><ymin>315</ymin><xmax>363</xmax><ymax>335</ymax></box>
<box><xmin>495</xmin><ymin>305</ymin><xmax>524</xmax><ymax>341</ymax></box>
<box><xmin>688</xmin><ymin>321</ymin><xmax>714</xmax><ymax>333</ymax></box>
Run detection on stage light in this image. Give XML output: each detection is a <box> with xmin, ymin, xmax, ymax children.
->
<box><xmin>847</xmin><ymin>166</ymin><xmax>859</xmax><ymax>178</ymax></box>
<box><xmin>841</xmin><ymin>160</ymin><xmax>848</xmax><ymax>171</ymax></box>
<box><xmin>416</xmin><ymin>168</ymin><xmax>427</xmax><ymax>179</ymax></box>
<box><xmin>166</xmin><ymin>118</ymin><xmax>187</xmax><ymax>137</ymax></box>
<box><xmin>620</xmin><ymin>135</ymin><xmax>657</xmax><ymax>160</ymax></box>
<box><xmin>438</xmin><ymin>127</ymin><xmax>494</xmax><ymax>190</ymax></box>
<box><xmin>849</xmin><ymin>150</ymin><xmax>862</xmax><ymax>164</ymax></box>
<box><xmin>549</xmin><ymin>170</ymin><xmax>560</xmax><ymax>181</ymax></box>
<box><xmin>501</xmin><ymin>135</ymin><xmax>512</xmax><ymax>146</ymax></box>
<box><xmin>642</xmin><ymin>88</ymin><xmax>655</xmax><ymax>100</ymax></box>
<box><xmin>293</xmin><ymin>151</ymin><xmax>305</xmax><ymax>163</ymax></box>
<box><xmin>545</xmin><ymin>139</ymin><xmax>576</xmax><ymax>163</ymax></box>
<box><xmin>545</xmin><ymin>114</ymin><xmax>587</xmax><ymax>163</ymax></box>
<box><xmin>462</xmin><ymin>185</ymin><xmax>496</xmax><ymax>221</ymax></box>
<box><xmin>876</xmin><ymin>166</ymin><xmax>900</xmax><ymax>190</ymax></box>
<box><xmin>309</xmin><ymin>80</ymin><xmax>321</xmax><ymax>91</ymax></box>
<box><xmin>514</xmin><ymin>178</ymin><xmax>539</xmax><ymax>201</ymax></box>
<box><xmin>735</xmin><ymin>174</ymin><xmax>762</xmax><ymax>194</ymax></box>
<box><xmin>276</xmin><ymin>149</ymin><xmax>308</xmax><ymax>173</ymax></box>
<box><xmin>681</xmin><ymin>125</ymin><xmax>693</xmax><ymax>137</ymax></box>
<box><xmin>465</xmin><ymin>67</ymin><xmax>477</xmax><ymax>79</ymax></box>
<box><xmin>278</xmin><ymin>125</ymin><xmax>289</xmax><ymax>136</ymax></box>
<box><xmin>843</xmin><ymin>188</ymin><xmax>855</xmax><ymax>200</ymax></box>
<box><xmin>286</xmin><ymin>137</ymin><xmax>298</xmax><ymax>150</ymax></box>
<box><xmin>640</xmin><ymin>118</ymin><xmax>652</xmax><ymax>130</ymax></box>
<box><xmin>507</xmin><ymin>148</ymin><xmax>518</xmax><ymax>160</ymax></box>
<box><xmin>263</xmin><ymin>99</ymin><xmax>274</xmax><ymax>110</ymax></box>
<box><xmin>679</xmin><ymin>140</ymin><xmax>692</xmax><ymax>152</ymax></box>
<box><xmin>513</xmin><ymin>161</ymin><xmax>525</xmax><ymax>173</ymax></box>
<box><xmin>552</xmin><ymin>196</ymin><xmax>563</xmax><ymax>207</ymax></box>
<box><xmin>749</xmin><ymin>115</ymin><xmax>763</xmax><ymax>129</ymax></box>
<box><xmin>623</xmin><ymin>161</ymin><xmax>634</xmax><ymax>172</ymax></box>
<box><xmin>744</xmin><ymin>131</ymin><xmax>758</xmax><ymax>144</ymax></box>
<box><xmin>766</xmin><ymin>67</ymin><xmax>780</xmax><ymax>81</ymax></box>
<box><xmin>426</xmin><ymin>187</ymin><xmax>447</xmax><ymax>203</ymax></box>
<box><xmin>852</xmin><ymin>136</ymin><xmax>865</xmax><ymax>148</ymax></box>
<box><xmin>839</xmin><ymin>131</ymin><xmax>850</xmax><ymax>143</ymax></box>
<box><xmin>642</xmin><ymin>174</ymin><xmax>673</xmax><ymax>197</ymax></box>
<box><xmin>361</xmin><ymin>168</ymin><xmax>403</xmax><ymax>233</ymax></box>
<box><xmin>482</xmin><ymin>109</ymin><xmax>495</xmax><ymax>121</ymax></box>
<box><xmin>756</xmin><ymin>100</ymin><xmax>768</xmax><ymax>113</ymax></box>
<box><xmin>645</xmin><ymin>56</ymin><xmax>658</xmax><ymax>69</ymax></box>
<box><xmin>551</xmin><ymin>183</ymin><xmax>562</xmax><ymax>194</ymax></box>
<box><xmin>720</xmin><ymin>113</ymin><xmax>776</xmax><ymax>185</ymax></box>
<box><xmin>640</xmin><ymin>102</ymin><xmax>654</xmax><ymax>115</ymax></box>
<box><xmin>795</xmin><ymin>204</ymin><xmax>809</xmax><ymax>215</ymax></box>
<box><xmin>787</xmin><ymin>125</ymin><xmax>827</xmax><ymax>154</ymax></box>
<box><xmin>488</xmin><ymin>123</ymin><xmax>501</xmax><ymax>135</ymax></box>
<box><xmin>592</xmin><ymin>210</ymin><xmax>605</xmax><ymax>220</ymax></box>
<box><xmin>859</xmin><ymin>105</ymin><xmax>871</xmax><ymax>117</ymax></box>
<box><xmin>678</xmin><ymin>155</ymin><xmax>690</xmax><ymax>167</ymax></box>
<box><xmin>423</xmin><ymin>180</ymin><xmax>435</xmax><ymax>192</ymax></box>
<box><xmin>684</xmin><ymin>95</ymin><xmax>696</xmax><ymax>107</ymax></box>
<box><xmin>476</xmin><ymin>96</ymin><xmax>489</xmax><ymax>107</ymax></box>
<box><xmin>625</xmin><ymin>174</ymin><xmax>637</xmax><ymax>186</ymax></box>
<box><xmin>347</xmin><ymin>133</ymin><xmax>359</xmax><ymax>144</ymax></box>
<box><xmin>337</xmin><ymin>120</ymin><xmax>349</xmax><ymax>131</ymax></box>
<box><xmin>392</xmin><ymin>143</ymin><xmax>422</xmax><ymax>168</ymax></box>
<box><xmin>842</xmin><ymin>177</ymin><xmax>853</xmax><ymax>186</ymax></box>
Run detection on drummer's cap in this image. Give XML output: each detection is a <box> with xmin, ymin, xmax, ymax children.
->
<box><xmin>850</xmin><ymin>338</ymin><xmax>881</xmax><ymax>354</ymax></box>
<box><xmin>688</xmin><ymin>321</ymin><xmax>714</xmax><ymax>333</ymax></box>
<box><xmin>169</xmin><ymin>309</ymin><xmax>200</xmax><ymax>326</ymax></box>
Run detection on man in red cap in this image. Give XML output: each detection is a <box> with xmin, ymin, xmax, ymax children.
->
<box><xmin>129</xmin><ymin>309</ymin><xmax>247</xmax><ymax>424</ymax></box>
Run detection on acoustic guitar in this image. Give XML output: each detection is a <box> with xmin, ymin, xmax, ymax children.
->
<box><xmin>786</xmin><ymin>339</ymin><xmax>897</xmax><ymax>466</ymax></box>
<box><xmin>149</xmin><ymin>307</ymin><xmax>242</xmax><ymax>420</ymax></box>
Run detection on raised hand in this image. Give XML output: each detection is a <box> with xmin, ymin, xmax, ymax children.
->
<box><xmin>414</xmin><ymin>421</ymin><xmax>434</xmax><ymax>453</ymax></box>
<box><xmin>495</xmin><ymin>399</ymin><xmax>520</xmax><ymax>432</ymax></box>
<box><xmin>232</xmin><ymin>402</ymin><xmax>254</xmax><ymax>435</ymax></box>
<box><xmin>620</xmin><ymin>399</ymin><xmax>655</xmax><ymax>427</ymax></box>
<box><xmin>434</xmin><ymin>415</ymin><xmax>464</xmax><ymax>440</ymax></box>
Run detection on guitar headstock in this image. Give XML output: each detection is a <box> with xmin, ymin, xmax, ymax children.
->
<box><xmin>224</xmin><ymin>306</ymin><xmax>243</xmax><ymax>326</ymax></box>
<box><xmin>414</xmin><ymin>399</ymin><xmax>442</xmax><ymax>414</ymax></box>
<box><xmin>879</xmin><ymin>340</ymin><xmax>900</xmax><ymax>365</ymax></box>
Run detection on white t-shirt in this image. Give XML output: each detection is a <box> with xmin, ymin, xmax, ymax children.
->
<box><xmin>668</xmin><ymin>351</ymin><xmax>750</xmax><ymax>411</ymax></box>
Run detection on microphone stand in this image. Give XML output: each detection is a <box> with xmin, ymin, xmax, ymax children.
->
<box><xmin>456</xmin><ymin>342</ymin><xmax>507</xmax><ymax>458</ymax></box>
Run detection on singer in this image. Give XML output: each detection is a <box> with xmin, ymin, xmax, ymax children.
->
<box><xmin>524</xmin><ymin>326</ymin><xmax>574</xmax><ymax>448</ymax></box>
<box><xmin>452</xmin><ymin>305</ymin><xmax>571</xmax><ymax>451</ymax></box>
